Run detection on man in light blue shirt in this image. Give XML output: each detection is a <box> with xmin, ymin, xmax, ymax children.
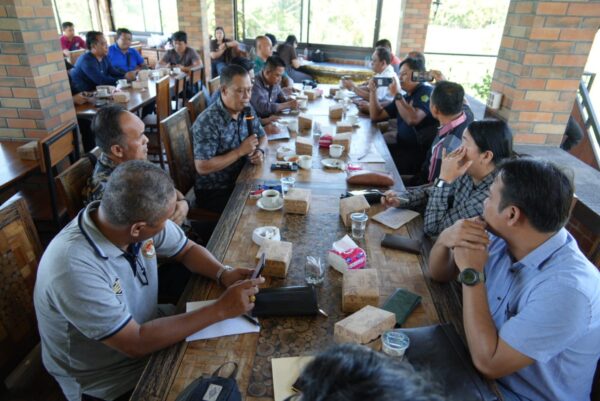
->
<box><xmin>107</xmin><ymin>28</ymin><xmax>145</xmax><ymax>74</ymax></box>
<box><xmin>429</xmin><ymin>158</ymin><xmax>600</xmax><ymax>401</ymax></box>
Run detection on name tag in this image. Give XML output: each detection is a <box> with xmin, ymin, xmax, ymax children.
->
<box><xmin>202</xmin><ymin>383</ymin><xmax>223</xmax><ymax>401</ymax></box>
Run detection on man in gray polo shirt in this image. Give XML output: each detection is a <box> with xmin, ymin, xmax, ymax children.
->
<box><xmin>34</xmin><ymin>161</ymin><xmax>263</xmax><ymax>401</ymax></box>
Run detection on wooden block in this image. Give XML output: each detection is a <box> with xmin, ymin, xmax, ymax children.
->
<box><xmin>329</xmin><ymin>104</ymin><xmax>343</xmax><ymax>119</ymax></box>
<box><xmin>342</xmin><ymin>269</ymin><xmax>380</xmax><ymax>313</ymax></box>
<box><xmin>332</xmin><ymin>133</ymin><xmax>351</xmax><ymax>152</ymax></box>
<box><xmin>256</xmin><ymin>239</ymin><xmax>293</xmax><ymax>278</ymax></box>
<box><xmin>132</xmin><ymin>80</ymin><xmax>148</xmax><ymax>89</ymax></box>
<box><xmin>304</xmin><ymin>89</ymin><xmax>317</xmax><ymax>100</ymax></box>
<box><xmin>334</xmin><ymin>305</ymin><xmax>396</xmax><ymax>350</ymax></box>
<box><xmin>336</xmin><ymin>122</ymin><xmax>353</xmax><ymax>133</ymax></box>
<box><xmin>295</xmin><ymin>136</ymin><xmax>313</xmax><ymax>155</ymax></box>
<box><xmin>17</xmin><ymin>141</ymin><xmax>38</xmax><ymax>161</ymax></box>
<box><xmin>339</xmin><ymin>195</ymin><xmax>370</xmax><ymax>227</ymax></box>
<box><xmin>113</xmin><ymin>91</ymin><xmax>130</xmax><ymax>103</ymax></box>
<box><xmin>283</xmin><ymin>188</ymin><xmax>311</xmax><ymax>215</ymax></box>
<box><xmin>298</xmin><ymin>114</ymin><xmax>313</xmax><ymax>131</ymax></box>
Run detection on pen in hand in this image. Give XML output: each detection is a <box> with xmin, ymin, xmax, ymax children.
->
<box><xmin>242</xmin><ymin>313</ymin><xmax>260</xmax><ymax>326</ymax></box>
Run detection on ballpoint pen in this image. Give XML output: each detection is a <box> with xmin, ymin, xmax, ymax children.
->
<box><xmin>242</xmin><ymin>314</ymin><xmax>260</xmax><ymax>326</ymax></box>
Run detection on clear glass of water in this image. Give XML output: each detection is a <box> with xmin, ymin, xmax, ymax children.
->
<box><xmin>305</xmin><ymin>256</ymin><xmax>324</xmax><ymax>286</ymax></box>
<box><xmin>350</xmin><ymin>212</ymin><xmax>369</xmax><ymax>239</ymax></box>
<box><xmin>280</xmin><ymin>176</ymin><xmax>295</xmax><ymax>195</ymax></box>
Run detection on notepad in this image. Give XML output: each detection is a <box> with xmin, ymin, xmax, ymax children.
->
<box><xmin>372</xmin><ymin>207</ymin><xmax>420</xmax><ymax>230</ymax></box>
<box><xmin>272</xmin><ymin>356</ymin><xmax>314</xmax><ymax>401</ymax></box>
<box><xmin>185</xmin><ymin>300</ymin><xmax>260</xmax><ymax>342</ymax></box>
<box><xmin>349</xmin><ymin>145</ymin><xmax>386</xmax><ymax>163</ymax></box>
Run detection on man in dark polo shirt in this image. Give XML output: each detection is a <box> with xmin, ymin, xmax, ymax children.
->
<box><xmin>369</xmin><ymin>57</ymin><xmax>438</xmax><ymax>175</ymax></box>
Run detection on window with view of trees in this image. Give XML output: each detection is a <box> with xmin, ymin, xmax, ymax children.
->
<box><xmin>235</xmin><ymin>0</ymin><xmax>400</xmax><ymax>49</ymax></box>
<box><xmin>111</xmin><ymin>0</ymin><xmax>178</xmax><ymax>35</ymax></box>
<box><xmin>51</xmin><ymin>0</ymin><xmax>97</xmax><ymax>32</ymax></box>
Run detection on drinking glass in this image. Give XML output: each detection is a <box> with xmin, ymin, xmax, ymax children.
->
<box><xmin>280</xmin><ymin>176</ymin><xmax>295</xmax><ymax>194</ymax></box>
<box><xmin>350</xmin><ymin>212</ymin><xmax>369</xmax><ymax>239</ymax></box>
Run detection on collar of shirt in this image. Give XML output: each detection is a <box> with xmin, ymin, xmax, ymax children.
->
<box><xmin>510</xmin><ymin>228</ymin><xmax>569</xmax><ymax>273</ymax></box>
<box><xmin>77</xmin><ymin>201</ymin><xmax>131</xmax><ymax>260</ymax></box>
<box><xmin>215</xmin><ymin>94</ymin><xmax>243</xmax><ymax>124</ymax></box>
<box><xmin>256</xmin><ymin>72</ymin><xmax>273</xmax><ymax>91</ymax></box>
<box><xmin>380</xmin><ymin>64</ymin><xmax>395</xmax><ymax>76</ymax></box>
<box><xmin>437</xmin><ymin>112</ymin><xmax>467</xmax><ymax>137</ymax></box>
<box><xmin>98</xmin><ymin>152</ymin><xmax>118</xmax><ymax>171</ymax></box>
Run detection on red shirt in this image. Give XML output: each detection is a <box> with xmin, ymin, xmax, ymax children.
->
<box><xmin>391</xmin><ymin>53</ymin><xmax>402</xmax><ymax>65</ymax></box>
<box><xmin>60</xmin><ymin>35</ymin><xmax>86</xmax><ymax>51</ymax></box>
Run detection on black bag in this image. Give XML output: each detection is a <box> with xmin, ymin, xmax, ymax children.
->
<box><xmin>251</xmin><ymin>285</ymin><xmax>319</xmax><ymax>317</ymax></box>
<box><xmin>400</xmin><ymin>324</ymin><xmax>499</xmax><ymax>401</ymax></box>
<box><xmin>310</xmin><ymin>49</ymin><xmax>326</xmax><ymax>62</ymax></box>
<box><xmin>175</xmin><ymin>362</ymin><xmax>242</xmax><ymax>401</ymax></box>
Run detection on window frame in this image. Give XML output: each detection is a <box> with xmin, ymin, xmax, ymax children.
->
<box><xmin>110</xmin><ymin>0</ymin><xmax>165</xmax><ymax>36</ymax></box>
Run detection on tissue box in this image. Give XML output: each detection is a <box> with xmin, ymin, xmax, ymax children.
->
<box><xmin>256</xmin><ymin>239</ymin><xmax>292</xmax><ymax>278</ymax></box>
<box><xmin>113</xmin><ymin>91</ymin><xmax>130</xmax><ymax>103</ymax></box>
<box><xmin>332</xmin><ymin>133</ymin><xmax>351</xmax><ymax>151</ymax></box>
<box><xmin>132</xmin><ymin>80</ymin><xmax>148</xmax><ymax>89</ymax></box>
<box><xmin>318</xmin><ymin>134</ymin><xmax>333</xmax><ymax>148</ymax></box>
<box><xmin>329</xmin><ymin>104</ymin><xmax>344</xmax><ymax>119</ymax></box>
<box><xmin>283</xmin><ymin>188</ymin><xmax>311</xmax><ymax>215</ymax></box>
<box><xmin>339</xmin><ymin>195</ymin><xmax>370</xmax><ymax>227</ymax></box>
<box><xmin>298</xmin><ymin>114</ymin><xmax>313</xmax><ymax>131</ymax></box>
<box><xmin>342</xmin><ymin>269</ymin><xmax>380</xmax><ymax>313</ymax></box>
<box><xmin>327</xmin><ymin>235</ymin><xmax>367</xmax><ymax>274</ymax></box>
<box><xmin>295</xmin><ymin>137</ymin><xmax>313</xmax><ymax>155</ymax></box>
<box><xmin>17</xmin><ymin>141</ymin><xmax>39</xmax><ymax>161</ymax></box>
<box><xmin>334</xmin><ymin>305</ymin><xmax>396</xmax><ymax>350</ymax></box>
<box><xmin>336</xmin><ymin>122</ymin><xmax>353</xmax><ymax>133</ymax></box>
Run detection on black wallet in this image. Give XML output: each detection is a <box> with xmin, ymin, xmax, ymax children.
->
<box><xmin>401</xmin><ymin>324</ymin><xmax>499</xmax><ymax>401</ymax></box>
<box><xmin>381</xmin><ymin>234</ymin><xmax>422</xmax><ymax>254</ymax></box>
<box><xmin>381</xmin><ymin>288</ymin><xmax>422</xmax><ymax>326</ymax></box>
<box><xmin>251</xmin><ymin>286</ymin><xmax>319</xmax><ymax>317</ymax></box>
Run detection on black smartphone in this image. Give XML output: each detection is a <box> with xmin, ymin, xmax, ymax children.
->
<box><xmin>375</xmin><ymin>76</ymin><xmax>394</xmax><ymax>87</ymax></box>
<box><xmin>252</xmin><ymin>253</ymin><xmax>266</xmax><ymax>280</ymax></box>
<box><xmin>411</xmin><ymin>71</ymin><xmax>434</xmax><ymax>82</ymax></box>
<box><xmin>270</xmin><ymin>162</ymin><xmax>298</xmax><ymax>171</ymax></box>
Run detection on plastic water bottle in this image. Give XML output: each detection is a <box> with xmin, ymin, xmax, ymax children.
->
<box><xmin>304</xmin><ymin>47</ymin><xmax>309</xmax><ymax>60</ymax></box>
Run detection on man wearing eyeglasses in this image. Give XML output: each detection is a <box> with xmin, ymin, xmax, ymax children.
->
<box><xmin>34</xmin><ymin>161</ymin><xmax>264</xmax><ymax>401</ymax></box>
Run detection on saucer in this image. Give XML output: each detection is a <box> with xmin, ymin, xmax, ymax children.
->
<box><xmin>321</xmin><ymin>158</ymin><xmax>345</xmax><ymax>169</ymax></box>
<box><xmin>257</xmin><ymin>197</ymin><xmax>283</xmax><ymax>211</ymax></box>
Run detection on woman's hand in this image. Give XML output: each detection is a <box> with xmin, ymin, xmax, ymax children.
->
<box><xmin>439</xmin><ymin>147</ymin><xmax>472</xmax><ymax>184</ymax></box>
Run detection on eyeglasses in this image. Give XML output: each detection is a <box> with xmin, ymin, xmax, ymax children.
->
<box><xmin>124</xmin><ymin>244</ymin><xmax>149</xmax><ymax>286</ymax></box>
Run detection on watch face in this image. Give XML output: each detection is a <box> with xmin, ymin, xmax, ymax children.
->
<box><xmin>461</xmin><ymin>269</ymin><xmax>478</xmax><ymax>284</ymax></box>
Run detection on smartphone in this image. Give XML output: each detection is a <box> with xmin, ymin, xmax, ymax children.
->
<box><xmin>252</xmin><ymin>253</ymin><xmax>266</xmax><ymax>280</ymax></box>
<box><xmin>375</xmin><ymin>76</ymin><xmax>394</xmax><ymax>87</ymax></box>
<box><xmin>411</xmin><ymin>71</ymin><xmax>434</xmax><ymax>82</ymax></box>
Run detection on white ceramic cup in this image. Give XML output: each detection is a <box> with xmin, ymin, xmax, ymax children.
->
<box><xmin>96</xmin><ymin>88</ymin><xmax>108</xmax><ymax>97</ymax></box>
<box><xmin>261</xmin><ymin>189</ymin><xmax>281</xmax><ymax>208</ymax></box>
<box><xmin>117</xmin><ymin>79</ymin><xmax>128</xmax><ymax>87</ymax></box>
<box><xmin>173</xmin><ymin>67</ymin><xmax>182</xmax><ymax>74</ymax></box>
<box><xmin>329</xmin><ymin>144</ymin><xmax>344</xmax><ymax>158</ymax></box>
<box><xmin>298</xmin><ymin>155</ymin><xmax>312</xmax><ymax>170</ymax></box>
<box><xmin>288</xmin><ymin>119</ymin><xmax>299</xmax><ymax>133</ymax></box>
<box><xmin>298</xmin><ymin>98</ymin><xmax>308</xmax><ymax>109</ymax></box>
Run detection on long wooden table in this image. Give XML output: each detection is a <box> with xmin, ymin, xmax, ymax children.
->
<box><xmin>131</xmin><ymin>86</ymin><xmax>468</xmax><ymax>401</ymax></box>
<box><xmin>0</xmin><ymin>141</ymin><xmax>39</xmax><ymax>193</ymax></box>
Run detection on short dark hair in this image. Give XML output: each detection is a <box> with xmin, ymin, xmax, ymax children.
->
<box><xmin>497</xmin><ymin>158</ymin><xmax>574</xmax><ymax>232</ymax></box>
<box><xmin>171</xmin><ymin>31</ymin><xmax>187</xmax><ymax>43</ymax></box>
<box><xmin>215</xmin><ymin>26</ymin><xmax>225</xmax><ymax>35</ymax></box>
<box><xmin>375</xmin><ymin>39</ymin><xmax>392</xmax><ymax>50</ymax></box>
<box><xmin>430</xmin><ymin>81</ymin><xmax>464</xmax><ymax>116</ymax></box>
<box><xmin>229</xmin><ymin>56</ymin><xmax>254</xmax><ymax>73</ymax></box>
<box><xmin>374</xmin><ymin>47</ymin><xmax>391</xmax><ymax>65</ymax></box>
<box><xmin>86</xmin><ymin>31</ymin><xmax>104</xmax><ymax>50</ymax></box>
<box><xmin>296</xmin><ymin>344</ymin><xmax>443</xmax><ymax>401</ymax></box>
<box><xmin>467</xmin><ymin>119</ymin><xmax>514</xmax><ymax>164</ymax></box>
<box><xmin>399</xmin><ymin>56</ymin><xmax>425</xmax><ymax>72</ymax></box>
<box><xmin>265</xmin><ymin>55</ymin><xmax>285</xmax><ymax>71</ymax></box>
<box><xmin>285</xmin><ymin>35</ymin><xmax>298</xmax><ymax>45</ymax></box>
<box><xmin>61</xmin><ymin>21</ymin><xmax>74</xmax><ymax>30</ymax></box>
<box><xmin>102</xmin><ymin>160</ymin><xmax>175</xmax><ymax>227</ymax></box>
<box><xmin>116</xmin><ymin>28</ymin><xmax>132</xmax><ymax>39</ymax></box>
<box><xmin>220</xmin><ymin>64</ymin><xmax>249</xmax><ymax>87</ymax></box>
<box><xmin>265</xmin><ymin>33</ymin><xmax>277</xmax><ymax>46</ymax></box>
<box><xmin>91</xmin><ymin>104</ymin><xmax>128</xmax><ymax>153</ymax></box>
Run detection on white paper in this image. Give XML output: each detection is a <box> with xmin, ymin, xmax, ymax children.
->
<box><xmin>185</xmin><ymin>300</ymin><xmax>260</xmax><ymax>342</ymax></box>
<box><xmin>272</xmin><ymin>356</ymin><xmax>314</xmax><ymax>401</ymax></box>
<box><xmin>332</xmin><ymin>234</ymin><xmax>358</xmax><ymax>252</ymax></box>
<box><xmin>372</xmin><ymin>207</ymin><xmax>420</xmax><ymax>230</ymax></box>
<box><xmin>349</xmin><ymin>145</ymin><xmax>385</xmax><ymax>163</ymax></box>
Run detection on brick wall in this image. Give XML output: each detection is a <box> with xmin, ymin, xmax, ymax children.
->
<box><xmin>177</xmin><ymin>0</ymin><xmax>212</xmax><ymax>83</ymax></box>
<box><xmin>0</xmin><ymin>0</ymin><xmax>76</xmax><ymax>140</ymax></box>
<box><xmin>397</xmin><ymin>0</ymin><xmax>432</xmax><ymax>57</ymax></box>
<box><xmin>490</xmin><ymin>1</ymin><xmax>599</xmax><ymax>145</ymax></box>
<box><xmin>214</xmin><ymin>0</ymin><xmax>234</xmax><ymax>38</ymax></box>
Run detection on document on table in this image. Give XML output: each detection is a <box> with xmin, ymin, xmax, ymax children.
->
<box><xmin>372</xmin><ymin>207</ymin><xmax>420</xmax><ymax>230</ymax></box>
<box><xmin>185</xmin><ymin>300</ymin><xmax>260</xmax><ymax>342</ymax></box>
<box><xmin>272</xmin><ymin>356</ymin><xmax>314</xmax><ymax>401</ymax></box>
<box><xmin>349</xmin><ymin>144</ymin><xmax>386</xmax><ymax>163</ymax></box>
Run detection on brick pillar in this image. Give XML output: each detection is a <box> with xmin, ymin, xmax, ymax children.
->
<box><xmin>0</xmin><ymin>0</ymin><xmax>76</xmax><ymax>140</ymax></box>
<box><xmin>214</xmin><ymin>0</ymin><xmax>234</xmax><ymax>38</ymax></box>
<box><xmin>397</xmin><ymin>0</ymin><xmax>432</xmax><ymax>57</ymax></box>
<box><xmin>490</xmin><ymin>1</ymin><xmax>599</xmax><ymax>145</ymax></box>
<box><xmin>177</xmin><ymin>0</ymin><xmax>212</xmax><ymax>83</ymax></box>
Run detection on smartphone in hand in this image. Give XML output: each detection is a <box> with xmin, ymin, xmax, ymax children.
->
<box><xmin>411</xmin><ymin>71</ymin><xmax>434</xmax><ymax>82</ymax></box>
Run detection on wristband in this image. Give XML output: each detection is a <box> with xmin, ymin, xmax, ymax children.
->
<box><xmin>216</xmin><ymin>265</ymin><xmax>233</xmax><ymax>286</ymax></box>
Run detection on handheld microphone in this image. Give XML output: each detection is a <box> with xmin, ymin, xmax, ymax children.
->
<box><xmin>243</xmin><ymin>106</ymin><xmax>255</xmax><ymax>137</ymax></box>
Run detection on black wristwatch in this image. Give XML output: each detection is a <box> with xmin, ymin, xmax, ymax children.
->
<box><xmin>256</xmin><ymin>148</ymin><xmax>265</xmax><ymax>156</ymax></box>
<box><xmin>394</xmin><ymin>93</ymin><xmax>403</xmax><ymax>101</ymax></box>
<box><xmin>457</xmin><ymin>268</ymin><xmax>485</xmax><ymax>286</ymax></box>
<box><xmin>434</xmin><ymin>178</ymin><xmax>448</xmax><ymax>188</ymax></box>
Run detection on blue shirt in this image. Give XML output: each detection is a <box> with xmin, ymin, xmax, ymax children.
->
<box><xmin>484</xmin><ymin>229</ymin><xmax>600</xmax><ymax>401</ymax></box>
<box><xmin>107</xmin><ymin>43</ymin><xmax>144</xmax><ymax>73</ymax></box>
<box><xmin>69</xmin><ymin>52</ymin><xmax>124</xmax><ymax>93</ymax></box>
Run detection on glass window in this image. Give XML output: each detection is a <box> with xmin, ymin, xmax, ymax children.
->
<box><xmin>378</xmin><ymin>0</ymin><xmax>402</xmax><ymax>54</ymax></box>
<box><xmin>308</xmin><ymin>0</ymin><xmax>376</xmax><ymax>47</ymax></box>
<box><xmin>112</xmin><ymin>0</ymin><xmax>162</xmax><ymax>34</ymax></box>
<box><xmin>52</xmin><ymin>0</ymin><xmax>96</xmax><ymax>33</ymax></box>
<box><xmin>237</xmin><ymin>0</ymin><xmax>302</xmax><ymax>43</ymax></box>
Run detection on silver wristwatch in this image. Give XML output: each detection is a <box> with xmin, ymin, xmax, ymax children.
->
<box><xmin>216</xmin><ymin>265</ymin><xmax>234</xmax><ymax>286</ymax></box>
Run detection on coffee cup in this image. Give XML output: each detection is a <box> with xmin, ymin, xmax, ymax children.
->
<box><xmin>329</xmin><ymin>144</ymin><xmax>344</xmax><ymax>158</ymax></box>
<box><xmin>261</xmin><ymin>189</ymin><xmax>281</xmax><ymax>208</ymax></box>
<box><xmin>151</xmin><ymin>70</ymin><xmax>161</xmax><ymax>79</ymax></box>
<box><xmin>297</xmin><ymin>96</ymin><xmax>308</xmax><ymax>109</ymax></box>
<box><xmin>96</xmin><ymin>88</ymin><xmax>108</xmax><ymax>97</ymax></box>
<box><xmin>288</xmin><ymin>119</ymin><xmax>299</xmax><ymax>133</ymax></box>
<box><xmin>137</xmin><ymin>70</ymin><xmax>150</xmax><ymax>81</ymax></box>
<box><xmin>298</xmin><ymin>155</ymin><xmax>312</xmax><ymax>170</ymax></box>
<box><xmin>117</xmin><ymin>79</ymin><xmax>128</xmax><ymax>87</ymax></box>
<box><xmin>173</xmin><ymin>67</ymin><xmax>182</xmax><ymax>74</ymax></box>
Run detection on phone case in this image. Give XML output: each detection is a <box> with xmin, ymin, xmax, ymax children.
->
<box><xmin>270</xmin><ymin>163</ymin><xmax>298</xmax><ymax>171</ymax></box>
<box><xmin>381</xmin><ymin>234</ymin><xmax>422</xmax><ymax>254</ymax></box>
<box><xmin>381</xmin><ymin>288</ymin><xmax>422</xmax><ymax>326</ymax></box>
<box><xmin>251</xmin><ymin>286</ymin><xmax>319</xmax><ymax>317</ymax></box>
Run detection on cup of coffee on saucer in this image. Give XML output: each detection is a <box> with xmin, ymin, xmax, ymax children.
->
<box><xmin>298</xmin><ymin>155</ymin><xmax>312</xmax><ymax>170</ymax></box>
<box><xmin>261</xmin><ymin>189</ymin><xmax>282</xmax><ymax>209</ymax></box>
<box><xmin>329</xmin><ymin>144</ymin><xmax>344</xmax><ymax>158</ymax></box>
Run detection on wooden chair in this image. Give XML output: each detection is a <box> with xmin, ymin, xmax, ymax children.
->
<box><xmin>160</xmin><ymin>108</ymin><xmax>220</xmax><ymax>223</ymax></box>
<box><xmin>68</xmin><ymin>48</ymin><xmax>85</xmax><ymax>65</ymax></box>
<box><xmin>186</xmin><ymin>91</ymin><xmax>207</xmax><ymax>124</ymax></box>
<box><xmin>171</xmin><ymin>73</ymin><xmax>188</xmax><ymax>112</ymax></box>
<box><xmin>143</xmin><ymin>76</ymin><xmax>171</xmax><ymax>168</ymax></box>
<box><xmin>208</xmin><ymin>76</ymin><xmax>220</xmax><ymax>96</ymax></box>
<box><xmin>55</xmin><ymin>147</ymin><xmax>100</xmax><ymax>220</ymax></box>
<box><xmin>189</xmin><ymin>65</ymin><xmax>204</xmax><ymax>95</ymax></box>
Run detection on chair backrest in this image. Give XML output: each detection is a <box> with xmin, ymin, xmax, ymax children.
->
<box><xmin>160</xmin><ymin>108</ymin><xmax>195</xmax><ymax>194</ymax></box>
<box><xmin>189</xmin><ymin>65</ymin><xmax>204</xmax><ymax>95</ymax></box>
<box><xmin>208</xmin><ymin>76</ymin><xmax>220</xmax><ymax>95</ymax></box>
<box><xmin>173</xmin><ymin>73</ymin><xmax>188</xmax><ymax>111</ymax></box>
<box><xmin>187</xmin><ymin>91</ymin><xmax>207</xmax><ymax>124</ymax></box>
<box><xmin>155</xmin><ymin>75</ymin><xmax>172</xmax><ymax>124</ymax></box>
<box><xmin>0</xmin><ymin>194</ymin><xmax>43</xmax><ymax>382</ymax></box>
<box><xmin>55</xmin><ymin>148</ymin><xmax>100</xmax><ymax>220</ymax></box>
<box><xmin>69</xmin><ymin>48</ymin><xmax>85</xmax><ymax>65</ymax></box>
<box><xmin>38</xmin><ymin>122</ymin><xmax>81</xmax><ymax>225</ymax></box>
